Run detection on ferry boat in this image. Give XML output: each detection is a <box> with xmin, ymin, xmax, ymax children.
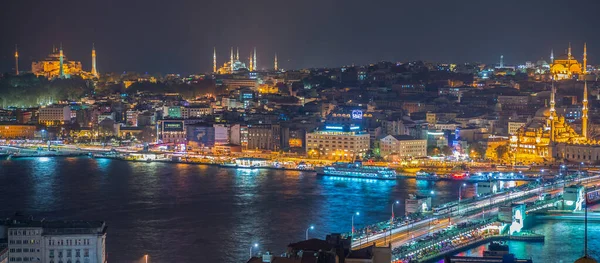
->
<box><xmin>416</xmin><ymin>170</ymin><xmax>439</xmax><ymax>181</ymax></box>
<box><xmin>315</xmin><ymin>161</ymin><xmax>397</xmax><ymax>180</ymax></box>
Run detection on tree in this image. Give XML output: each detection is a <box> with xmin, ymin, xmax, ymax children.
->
<box><xmin>468</xmin><ymin>142</ymin><xmax>486</xmax><ymax>160</ymax></box>
<box><xmin>495</xmin><ymin>145</ymin><xmax>509</xmax><ymax>161</ymax></box>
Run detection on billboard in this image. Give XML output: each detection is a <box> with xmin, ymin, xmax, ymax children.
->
<box><xmin>162</xmin><ymin>121</ymin><xmax>184</xmax><ymax>132</ymax></box>
<box><xmin>187</xmin><ymin>126</ymin><xmax>215</xmax><ymax>147</ymax></box>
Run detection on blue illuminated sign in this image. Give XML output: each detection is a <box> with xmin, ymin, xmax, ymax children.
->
<box><xmin>350</xmin><ymin>126</ymin><xmax>360</xmax><ymax>130</ymax></box>
<box><xmin>352</xmin><ymin>110</ymin><xmax>363</xmax><ymax>120</ymax></box>
<box><xmin>325</xmin><ymin>126</ymin><xmax>343</xmax><ymax>130</ymax></box>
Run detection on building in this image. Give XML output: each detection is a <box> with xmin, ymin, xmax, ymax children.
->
<box><xmin>550</xmin><ymin>43</ymin><xmax>587</xmax><ymax>80</ymax></box>
<box><xmin>0</xmin><ymin>125</ymin><xmax>36</xmax><ymax>139</ymax></box>
<box><xmin>507</xmin><ymin>120</ymin><xmax>527</xmax><ymax>135</ymax></box>
<box><xmin>0</xmin><ymin>216</ymin><xmax>107</xmax><ymax>263</ymax></box>
<box><xmin>38</xmin><ymin>105</ymin><xmax>71</xmax><ymax>126</ymax></box>
<box><xmin>157</xmin><ymin>120</ymin><xmax>186</xmax><ymax>144</ymax></box>
<box><xmin>511</xmin><ymin>82</ymin><xmax>596</xmax><ymax>163</ymax></box>
<box><xmin>186</xmin><ymin>124</ymin><xmax>216</xmax><ymax>149</ymax></box>
<box><xmin>247</xmin><ymin>124</ymin><xmax>281</xmax><ymax>151</ymax></box>
<box><xmin>305</xmin><ymin>125</ymin><xmax>370</xmax><ymax>160</ymax></box>
<box><xmin>379</xmin><ymin>135</ymin><xmax>427</xmax><ymax>159</ymax></box>
<box><xmin>32</xmin><ymin>46</ymin><xmax>83</xmax><ymax>79</ymax></box>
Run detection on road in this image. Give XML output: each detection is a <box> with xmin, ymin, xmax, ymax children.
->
<box><xmin>352</xmin><ymin>174</ymin><xmax>600</xmax><ymax>250</ymax></box>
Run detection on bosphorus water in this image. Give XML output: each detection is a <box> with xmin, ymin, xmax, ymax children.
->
<box><xmin>0</xmin><ymin>157</ymin><xmax>596</xmax><ymax>262</ymax></box>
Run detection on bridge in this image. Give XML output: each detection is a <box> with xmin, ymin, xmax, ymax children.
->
<box><xmin>348</xmin><ymin>174</ymin><xmax>600</xmax><ymax>262</ymax></box>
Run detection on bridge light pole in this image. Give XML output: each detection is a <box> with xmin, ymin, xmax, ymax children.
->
<box><xmin>306</xmin><ymin>225</ymin><xmax>314</xmax><ymax>240</ymax></box>
<box><xmin>351</xmin><ymin>212</ymin><xmax>359</xmax><ymax>247</ymax></box>
<box><xmin>250</xmin><ymin>243</ymin><xmax>258</xmax><ymax>258</ymax></box>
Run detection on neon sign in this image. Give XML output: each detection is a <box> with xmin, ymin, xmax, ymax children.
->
<box><xmin>351</xmin><ymin>110</ymin><xmax>363</xmax><ymax>120</ymax></box>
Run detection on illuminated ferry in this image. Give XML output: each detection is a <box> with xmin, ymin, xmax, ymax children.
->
<box><xmin>416</xmin><ymin>170</ymin><xmax>440</xmax><ymax>181</ymax></box>
<box><xmin>315</xmin><ymin>161</ymin><xmax>397</xmax><ymax>180</ymax></box>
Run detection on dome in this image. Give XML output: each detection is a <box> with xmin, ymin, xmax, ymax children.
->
<box><xmin>535</xmin><ymin>107</ymin><xmax>551</xmax><ymax>117</ymax></box>
<box><xmin>574</xmin><ymin>256</ymin><xmax>597</xmax><ymax>263</ymax></box>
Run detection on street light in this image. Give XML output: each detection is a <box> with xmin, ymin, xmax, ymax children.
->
<box><xmin>351</xmin><ymin>212</ymin><xmax>359</xmax><ymax>246</ymax></box>
<box><xmin>391</xmin><ymin>201</ymin><xmax>399</xmax><ymax>222</ymax></box>
<box><xmin>306</xmin><ymin>225</ymin><xmax>314</xmax><ymax>240</ymax></box>
<box><xmin>250</xmin><ymin>243</ymin><xmax>258</xmax><ymax>258</ymax></box>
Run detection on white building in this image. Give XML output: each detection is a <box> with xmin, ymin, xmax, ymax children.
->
<box><xmin>182</xmin><ymin>106</ymin><xmax>212</xmax><ymax>119</ymax></box>
<box><xmin>379</xmin><ymin>135</ymin><xmax>427</xmax><ymax>159</ymax></box>
<box><xmin>38</xmin><ymin>105</ymin><xmax>71</xmax><ymax>126</ymax></box>
<box><xmin>507</xmin><ymin>121</ymin><xmax>527</xmax><ymax>135</ymax></box>
<box><xmin>1</xmin><ymin>218</ymin><xmax>107</xmax><ymax>263</ymax></box>
<box><xmin>305</xmin><ymin>125</ymin><xmax>370</xmax><ymax>160</ymax></box>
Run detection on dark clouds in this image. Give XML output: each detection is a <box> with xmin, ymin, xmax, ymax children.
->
<box><xmin>1</xmin><ymin>0</ymin><xmax>599</xmax><ymax>74</ymax></box>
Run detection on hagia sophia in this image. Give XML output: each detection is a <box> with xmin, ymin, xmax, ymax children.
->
<box><xmin>21</xmin><ymin>44</ymin><xmax>99</xmax><ymax>79</ymax></box>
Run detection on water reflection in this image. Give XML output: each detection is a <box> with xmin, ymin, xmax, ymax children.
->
<box><xmin>0</xmin><ymin>158</ymin><xmax>550</xmax><ymax>263</ymax></box>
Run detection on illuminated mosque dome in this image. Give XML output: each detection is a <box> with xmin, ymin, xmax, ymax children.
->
<box><xmin>535</xmin><ymin>107</ymin><xmax>551</xmax><ymax>118</ymax></box>
<box><xmin>574</xmin><ymin>256</ymin><xmax>597</xmax><ymax>263</ymax></box>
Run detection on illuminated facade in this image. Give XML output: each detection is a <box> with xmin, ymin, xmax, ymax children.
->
<box><xmin>550</xmin><ymin>43</ymin><xmax>586</xmax><ymax>80</ymax></box>
<box><xmin>32</xmin><ymin>46</ymin><xmax>83</xmax><ymax>79</ymax></box>
<box><xmin>38</xmin><ymin>105</ymin><xmax>72</xmax><ymax>126</ymax></box>
<box><xmin>511</xmin><ymin>82</ymin><xmax>595</xmax><ymax>163</ymax></box>
<box><xmin>379</xmin><ymin>135</ymin><xmax>427</xmax><ymax>159</ymax></box>
<box><xmin>0</xmin><ymin>125</ymin><xmax>36</xmax><ymax>139</ymax></box>
<box><xmin>305</xmin><ymin>126</ymin><xmax>370</xmax><ymax>159</ymax></box>
<box><xmin>216</xmin><ymin>47</ymin><xmax>250</xmax><ymax>74</ymax></box>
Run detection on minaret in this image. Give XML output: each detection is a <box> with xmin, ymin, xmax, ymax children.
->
<box><xmin>583</xmin><ymin>80</ymin><xmax>589</xmax><ymax>139</ymax></box>
<box><xmin>14</xmin><ymin>45</ymin><xmax>19</xmax><ymax>76</ymax></box>
<box><xmin>236</xmin><ymin>47</ymin><xmax>239</xmax><ymax>61</ymax></box>
<box><xmin>213</xmin><ymin>47</ymin><xmax>217</xmax><ymax>73</ymax></box>
<box><xmin>583</xmin><ymin>43</ymin><xmax>587</xmax><ymax>74</ymax></box>
<box><xmin>59</xmin><ymin>43</ymin><xmax>65</xmax><ymax>78</ymax></box>
<box><xmin>500</xmin><ymin>55</ymin><xmax>504</xmax><ymax>68</ymax></box>
<box><xmin>91</xmin><ymin>43</ymin><xmax>98</xmax><ymax>77</ymax></box>
<box><xmin>274</xmin><ymin>53</ymin><xmax>278</xmax><ymax>71</ymax></box>
<box><xmin>249</xmin><ymin>53</ymin><xmax>253</xmax><ymax>71</ymax></box>
<box><xmin>550</xmin><ymin>49</ymin><xmax>554</xmax><ymax>64</ymax></box>
<box><xmin>550</xmin><ymin>82</ymin><xmax>556</xmax><ymax>142</ymax></box>
<box><xmin>230</xmin><ymin>47</ymin><xmax>234</xmax><ymax>72</ymax></box>
<box><xmin>568</xmin><ymin>42</ymin><xmax>572</xmax><ymax>60</ymax></box>
<box><xmin>253</xmin><ymin>47</ymin><xmax>257</xmax><ymax>71</ymax></box>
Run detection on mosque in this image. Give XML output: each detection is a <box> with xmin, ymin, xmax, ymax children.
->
<box><xmin>510</xmin><ymin>79</ymin><xmax>600</xmax><ymax>164</ymax></box>
<box><xmin>29</xmin><ymin>44</ymin><xmax>98</xmax><ymax>79</ymax></box>
<box><xmin>549</xmin><ymin>43</ymin><xmax>587</xmax><ymax>80</ymax></box>
<box><xmin>213</xmin><ymin>47</ymin><xmax>278</xmax><ymax>74</ymax></box>
<box><xmin>215</xmin><ymin>47</ymin><xmax>253</xmax><ymax>74</ymax></box>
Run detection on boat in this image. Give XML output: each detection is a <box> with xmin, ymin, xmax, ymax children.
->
<box><xmin>315</xmin><ymin>161</ymin><xmax>397</xmax><ymax>180</ymax></box>
<box><xmin>416</xmin><ymin>170</ymin><xmax>439</xmax><ymax>181</ymax></box>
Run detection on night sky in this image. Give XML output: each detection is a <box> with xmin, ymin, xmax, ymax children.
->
<box><xmin>1</xmin><ymin>0</ymin><xmax>599</xmax><ymax>74</ymax></box>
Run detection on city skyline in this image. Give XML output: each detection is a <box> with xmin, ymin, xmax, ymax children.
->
<box><xmin>2</xmin><ymin>0</ymin><xmax>600</xmax><ymax>74</ymax></box>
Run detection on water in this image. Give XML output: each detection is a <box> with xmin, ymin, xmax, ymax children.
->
<box><xmin>452</xmin><ymin>219</ymin><xmax>600</xmax><ymax>263</ymax></box>
<box><xmin>0</xmin><ymin>157</ymin><xmax>589</xmax><ymax>262</ymax></box>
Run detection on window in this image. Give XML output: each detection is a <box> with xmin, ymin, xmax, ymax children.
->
<box><xmin>75</xmin><ymin>250</ymin><xmax>80</xmax><ymax>258</ymax></box>
<box><xmin>58</xmin><ymin>251</ymin><xmax>63</xmax><ymax>258</ymax></box>
<box><xmin>49</xmin><ymin>250</ymin><xmax>55</xmax><ymax>258</ymax></box>
<box><xmin>83</xmin><ymin>249</ymin><xmax>89</xmax><ymax>257</ymax></box>
<box><xmin>67</xmin><ymin>250</ymin><xmax>72</xmax><ymax>258</ymax></box>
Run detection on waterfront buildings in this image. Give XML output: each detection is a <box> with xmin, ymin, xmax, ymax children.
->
<box><xmin>38</xmin><ymin>105</ymin><xmax>71</xmax><ymax>127</ymax></box>
<box><xmin>0</xmin><ymin>217</ymin><xmax>107</xmax><ymax>263</ymax></box>
<box><xmin>305</xmin><ymin>125</ymin><xmax>370</xmax><ymax>160</ymax></box>
<box><xmin>0</xmin><ymin>125</ymin><xmax>36</xmax><ymax>139</ymax></box>
<box><xmin>379</xmin><ymin>135</ymin><xmax>427</xmax><ymax>160</ymax></box>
